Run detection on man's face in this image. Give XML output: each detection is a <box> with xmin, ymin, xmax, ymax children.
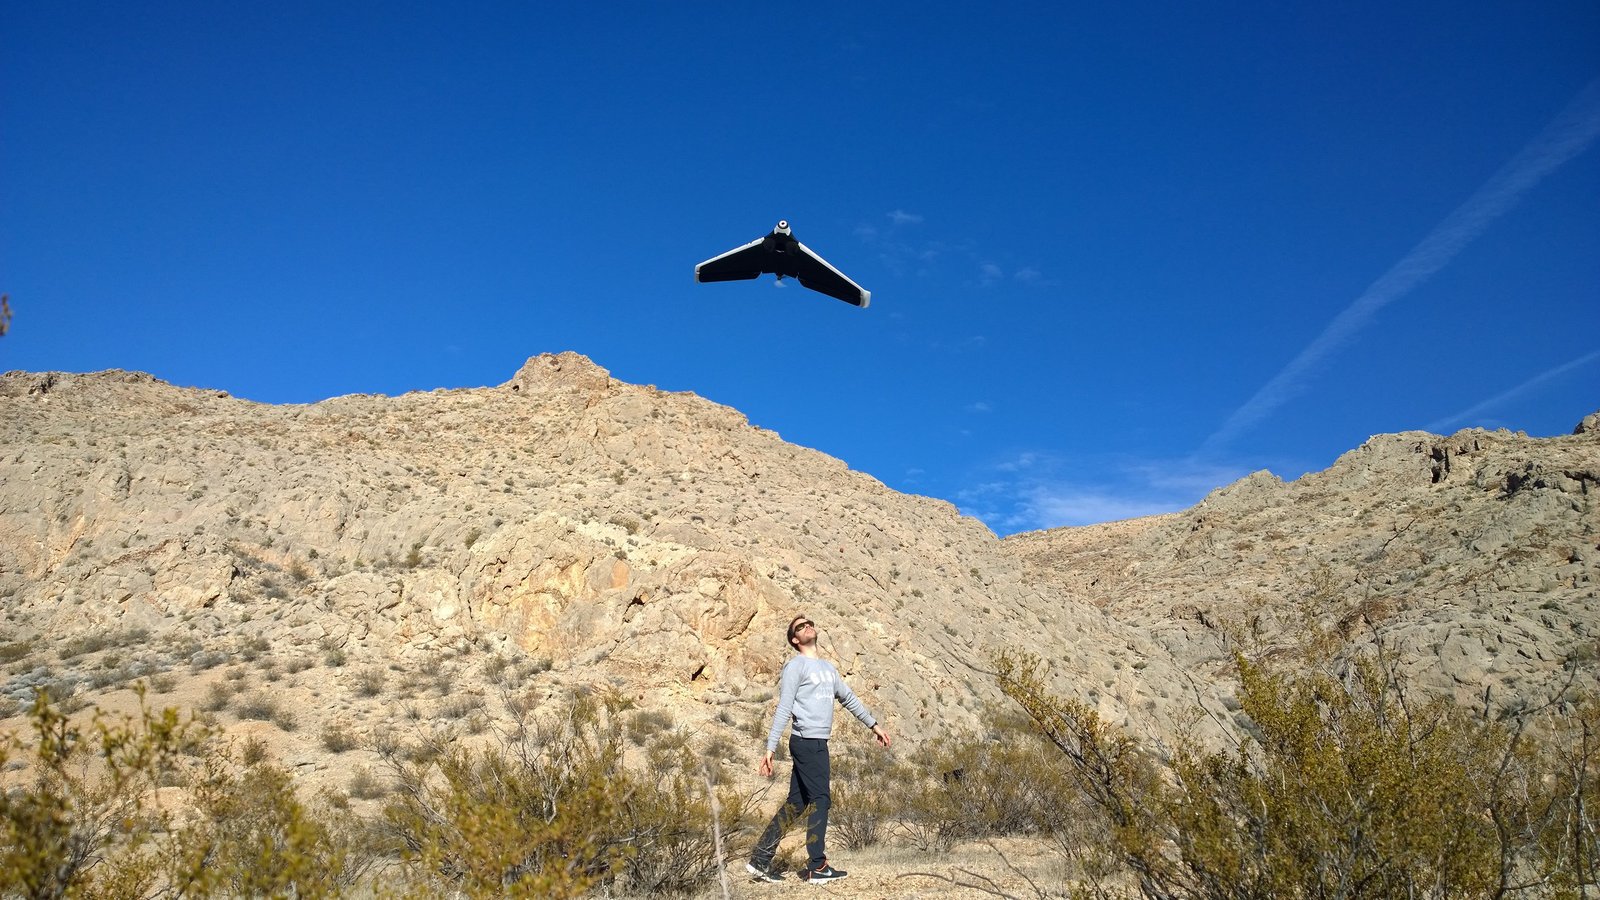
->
<box><xmin>789</xmin><ymin>616</ymin><xmax>816</xmax><ymax>649</ymax></box>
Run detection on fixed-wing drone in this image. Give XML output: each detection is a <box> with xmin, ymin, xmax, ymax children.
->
<box><xmin>695</xmin><ymin>221</ymin><xmax>871</xmax><ymax>308</ymax></box>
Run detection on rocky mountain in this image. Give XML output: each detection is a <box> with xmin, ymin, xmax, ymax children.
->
<box><xmin>0</xmin><ymin>354</ymin><xmax>1216</xmax><ymax>798</ymax></box>
<box><xmin>1003</xmin><ymin>413</ymin><xmax>1600</xmax><ymax>714</ymax></box>
<box><xmin>0</xmin><ymin>353</ymin><xmax>1594</xmax><ymax>801</ymax></box>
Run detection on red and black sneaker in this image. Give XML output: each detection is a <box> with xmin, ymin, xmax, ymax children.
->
<box><xmin>800</xmin><ymin>861</ymin><xmax>847</xmax><ymax>882</ymax></box>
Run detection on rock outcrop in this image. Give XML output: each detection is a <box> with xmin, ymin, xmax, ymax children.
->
<box><xmin>1003</xmin><ymin>422</ymin><xmax>1600</xmax><ymax>714</ymax></box>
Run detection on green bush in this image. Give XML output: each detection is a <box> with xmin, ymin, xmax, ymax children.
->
<box><xmin>0</xmin><ymin>639</ymin><xmax>33</xmax><ymax>665</ymax></box>
<box><xmin>376</xmin><ymin>692</ymin><xmax>753</xmax><ymax>898</ymax></box>
<box><xmin>828</xmin><ymin>706</ymin><xmax>1089</xmax><ymax>854</ymax></box>
<box><xmin>167</xmin><ymin>749</ymin><xmax>373</xmax><ymax>897</ymax></box>
<box><xmin>0</xmin><ymin>689</ymin><xmax>203</xmax><ymax>897</ymax></box>
<box><xmin>995</xmin><ymin>648</ymin><xmax>1597</xmax><ymax>899</ymax></box>
<box><xmin>322</xmin><ymin>722</ymin><xmax>360</xmax><ymax>753</ymax></box>
<box><xmin>0</xmin><ymin>689</ymin><xmax>372</xmax><ymax>898</ymax></box>
<box><xmin>828</xmin><ymin>750</ymin><xmax>916</xmax><ymax>850</ymax></box>
<box><xmin>627</xmin><ymin>708</ymin><xmax>675</xmax><ymax>745</ymax></box>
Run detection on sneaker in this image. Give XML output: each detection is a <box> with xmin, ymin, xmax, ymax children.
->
<box><xmin>800</xmin><ymin>862</ymin><xmax>847</xmax><ymax>882</ymax></box>
<box><xmin>746</xmin><ymin>861</ymin><xmax>783</xmax><ymax>883</ymax></box>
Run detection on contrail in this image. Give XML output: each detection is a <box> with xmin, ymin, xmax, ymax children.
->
<box><xmin>1423</xmin><ymin>350</ymin><xmax>1600</xmax><ymax>434</ymax></box>
<box><xmin>1200</xmin><ymin>77</ymin><xmax>1600</xmax><ymax>457</ymax></box>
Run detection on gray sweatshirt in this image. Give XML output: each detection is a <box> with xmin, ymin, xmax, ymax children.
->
<box><xmin>765</xmin><ymin>655</ymin><xmax>877</xmax><ymax>752</ymax></box>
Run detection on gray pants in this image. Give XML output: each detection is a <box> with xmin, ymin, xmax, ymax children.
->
<box><xmin>751</xmin><ymin>736</ymin><xmax>831</xmax><ymax>870</ymax></box>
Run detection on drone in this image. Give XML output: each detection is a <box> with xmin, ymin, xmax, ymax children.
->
<box><xmin>695</xmin><ymin>221</ymin><xmax>871</xmax><ymax>308</ymax></box>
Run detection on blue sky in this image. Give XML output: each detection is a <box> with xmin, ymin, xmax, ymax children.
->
<box><xmin>4</xmin><ymin>2</ymin><xmax>1597</xmax><ymax>535</ymax></box>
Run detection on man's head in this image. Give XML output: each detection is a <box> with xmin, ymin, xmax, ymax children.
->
<box><xmin>786</xmin><ymin>615</ymin><xmax>816</xmax><ymax>652</ymax></box>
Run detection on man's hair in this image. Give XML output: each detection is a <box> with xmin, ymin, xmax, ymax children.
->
<box><xmin>786</xmin><ymin>615</ymin><xmax>809</xmax><ymax>652</ymax></box>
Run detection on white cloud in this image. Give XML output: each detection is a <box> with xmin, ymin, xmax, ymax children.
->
<box><xmin>967</xmin><ymin>401</ymin><xmax>992</xmax><ymax>413</ymax></box>
<box><xmin>975</xmin><ymin>262</ymin><xmax>1049</xmax><ymax>287</ymax></box>
<box><xmin>994</xmin><ymin>451</ymin><xmax>1043</xmax><ymax>472</ymax></box>
<box><xmin>952</xmin><ymin>451</ymin><xmax>1257</xmax><ymax>533</ymax></box>
<box><xmin>887</xmin><ymin>209</ymin><xmax>924</xmax><ymax>226</ymax></box>
<box><xmin>1011</xmin><ymin>486</ymin><xmax>1185</xmax><ymax>531</ymax></box>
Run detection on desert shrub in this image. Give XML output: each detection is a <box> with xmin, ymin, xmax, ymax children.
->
<box><xmin>1539</xmin><ymin>694</ymin><xmax>1600</xmax><ymax>893</ymax></box>
<box><xmin>238</xmin><ymin>635</ymin><xmax>271</xmax><ymax>660</ymax></box>
<box><xmin>627</xmin><ymin>708</ymin><xmax>675</xmax><ymax>744</ymax></box>
<box><xmin>322</xmin><ymin>721</ymin><xmax>360</xmax><ymax>753</ymax></box>
<box><xmin>483</xmin><ymin>653</ymin><xmax>512</xmax><ymax>685</ymax></box>
<box><xmin>0</xmin><ymin>688</ymin><xmax>207</xmax><ymax>898</ymax></box>
<box><xmin>355</xmin><ymin>666</ymin><xmax>387</xmax><ymax>697</ymax></box>
<box><xmin>233</xmin><ymin>692</ymin><xmax>280</xmax><ymax>722</ymax></box>
<box><xmin>894</xmin><ymin>708</ymin><xmax>1086</xmax><ymax>852</ymax></box>
<box><xmin>2</xmin><ymin>689</ymin><xmax>377</xmax><ymax>899</ymax></box>
<box><xmin>828</xmin><ymin>750</ymin><xmax>920</xmax><ymax>850</ymax></box>
<box><xmin>349</xmin><ymin>765</ymin><xmax>388</xmax><ymax>800</ymax></box>
<box><xmin>201</xmin><ymin>681</ymin><xmax>234</xmax><ymax>712</ymax></box>
<box><xmin>190</xmin><ymin>649</ymin><xmax>229</xmax><ymax>671</ymax></box>
<box><xmin>165</xmin><ymin>738</ymin><xmax>375</xmax><ymax>897</ymax></box>
<box><xmin>57</xmin><ymin>631</ymin><xmax>112</xmax><ymax>660</ymax></box>
<box><xmin>824</xmin><ymin>703</ymin><xmax>1089</xmax><ymax>854</ymax></box>
<box><xmin>439</xmin><ymin>694</ymin><xmax>483</xmax><ymax>720</ymax></box>
<box><xmin>0</xmin><ymin>639</ymin><xmax>33</xmax><ymax>665</ymax></box>
<box><xmin>227</xmin><ymin>692</ymin><xmax>296</xmax><ymax>731</ymax></box>
<box><xmin>239</xmin><ymin>736</ymin><xmax>270</xmax><ymax>766</ymax></box>
<box><xmin>617</xmin><ymin>725</ymin><xmax>759</xmax><ymax>895</ymax></box>
<box><xmin>995</xmin><ymin>648</ymin><xmax>1594</xmax><ymax>899</ymax></box>
<box><xmin>377</xmin><ymin>693</ymin><xmax>751</xmax><ymax>898</ymax></box>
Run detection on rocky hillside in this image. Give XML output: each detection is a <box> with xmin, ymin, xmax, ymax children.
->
<box><xmin>2</xmin><ymin>354</ymin><xmax>1593</xmax><ymax>803</ymax></box>
<box><xmin>1003</xmin><ymin>414</ymin><xmax>1600</xmax><ymax>714</ymax></box>
<box><xmin>0</xmin><ymin>354</ymin><xmax>1215</xmax><ymax>800</ymax></box>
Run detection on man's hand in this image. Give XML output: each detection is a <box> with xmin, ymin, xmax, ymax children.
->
<box><xmin>872</xmin><ymin>724</ymin><xmax>892</xmax><ymax>748</ymax></box>
<box><xmin>758</xmin><ymin>751</ymin><xmax>774</xmax><ymax>778</ymax></box>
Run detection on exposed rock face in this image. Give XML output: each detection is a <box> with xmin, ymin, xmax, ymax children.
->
<box><xmin>1003</xmin><ymin>423</ymin><xmax>1600</xmax><ymax>714</ymax></box>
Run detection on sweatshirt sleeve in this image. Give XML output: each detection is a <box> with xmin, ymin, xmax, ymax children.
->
<box><xmin>834</xmin><ymin>673</ymin><xmax>877</xmax><ymax>730</ymax></box>
<box><xmin>765</xmin><ymin>662</ymin><xmax>801</xmax><ymax>753</ymax></box>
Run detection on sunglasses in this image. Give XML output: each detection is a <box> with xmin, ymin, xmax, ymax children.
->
<box><xmin>791</xmin><ymin>620</ymin><xmax>815</xmax><ymax>632</ymax></box>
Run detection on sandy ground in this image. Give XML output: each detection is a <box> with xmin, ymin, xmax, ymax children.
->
<box><xmin>682</xmin><ymin>839</ymin><xmax>1072</xmax><ymax>900</ymax></box>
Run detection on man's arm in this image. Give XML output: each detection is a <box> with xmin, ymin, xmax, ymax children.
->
<box><xmin>759</xmin><ymin>663</ymin><xmax>801</xmax><ymax>776</ymax></box>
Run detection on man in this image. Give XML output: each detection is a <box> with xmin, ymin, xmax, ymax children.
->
<box><xmin>746</xmin><ymin>614</ymin><xmax>891</xmax><ymax>884</ymax></box>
